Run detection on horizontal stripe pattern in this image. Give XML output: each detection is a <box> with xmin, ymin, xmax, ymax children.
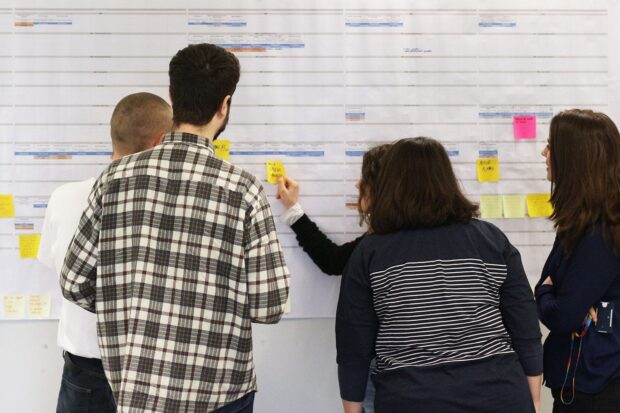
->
<box><xmin>371</xmin><ymin>258</ymin><xmax>513</xmax><ymax>371</ymax></box>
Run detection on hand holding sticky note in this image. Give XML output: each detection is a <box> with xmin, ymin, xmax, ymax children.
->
<box><xmin>477</xmin><ymin>158</ymin><xmax>500</xmax><ymax>182</ymax></box>
<box><xmin>266</xmin><ymin>161</ymin><xmax>286</xmax><ymax>184</ymax></box>
<box><xmin>514</xmin><ymin>115</ymin><xmax>537</xmax><ymax>140</ymax></box>
<box><xmin>214</xmin><ymin>139</ymin><xmax>230</xmax><ymax>160</ymax></box>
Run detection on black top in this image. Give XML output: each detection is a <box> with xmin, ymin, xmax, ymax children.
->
<box><xmin>290</xmin><ymin>213</ymin><xmax>364</xmax><ymax>275</ymax></box>
<box><xmin>536</xmin><ymin>231</ymin><xmax>620</xmax><ymax>393</ymax></box>
<box><xmin>337</xmin><ymin>220</ymin><xmax>542</xmax><ymax>412</ymax></box>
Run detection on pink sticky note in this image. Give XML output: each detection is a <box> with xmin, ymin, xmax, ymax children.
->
<box><xmin>513</xmin><ymin>115</ymin><xmax>537</xmax><ymax>140</ymax></box>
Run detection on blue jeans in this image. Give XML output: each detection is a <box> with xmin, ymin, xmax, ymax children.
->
<box><xmin>363</xmin><ymin>359</ymin><xmax>376</xmax><ymax>413</ymax></box>
<box><xmin>57</xmin><ymin>352</ymin><xmax>116</xmax><ymax>413</ymax></box>
<box><xmin>212</xmin><ymin>392</ymin><xmax>255</xmax><ymax>413</ymax></box>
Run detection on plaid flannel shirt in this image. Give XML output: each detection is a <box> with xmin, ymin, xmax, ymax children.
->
<box><xmin>60</xmin><ymin>132</ymin><xmax>290</xmax><ymax>412</ymax></box>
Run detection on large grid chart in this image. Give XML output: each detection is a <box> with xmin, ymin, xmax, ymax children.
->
<box><xmin>1</xmin><ymin>0</ymin><xmax>619</xmax><ymax>318</ymax></box>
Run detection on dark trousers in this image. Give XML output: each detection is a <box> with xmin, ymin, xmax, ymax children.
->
<box><xmin>552</xmin><ymin>378</ymin><xmax>620</xmax><ymax>413</ymax></box>
<box><xmin>211</xmin><ymin>392</ymin><xmax>255</xmax><ymax>413</ymax></box>
<box><xmin>57</xmin><ymin>352</ymin><xmax>116</xmax><ymax>413</ymax></box>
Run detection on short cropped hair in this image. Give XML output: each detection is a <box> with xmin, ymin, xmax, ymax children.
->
<box><xmin>110</xmin><ymin>92</ymin><xmax>172</xmax><ymax>155</ymax></box>
<box><xmin>370</xmin><ymin>137</ymin><xmax>479</xmax><ymax>233</ymax></box>
<box><xmin>168</xmin><ymin>43</ymin><xmax>240</xmax><ymax>126</ymax></box>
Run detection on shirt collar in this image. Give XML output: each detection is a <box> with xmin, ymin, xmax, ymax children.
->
<box><xmin>162</xmin><ymin>132</ymin><xmax>214</xmax><ymax>153</ymax></box>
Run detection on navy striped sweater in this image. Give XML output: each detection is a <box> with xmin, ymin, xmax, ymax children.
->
<box><xmin>336</xmin><ymin>219</ymin><xmax>542</xmax><ymax>411</ymax></box>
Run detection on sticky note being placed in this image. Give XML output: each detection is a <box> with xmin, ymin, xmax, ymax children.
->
<box><xmin>527</xmin><ymin>193</ymin><xmax>553</xmax><ymax>217</ymax></box>
<box><xmin>514</xmin><ymin>115</ymin><xmax>537</xmax><ymax>140</ymax></box>
<box><xmin>214</xmin><ymin>139</ymin><xmax>230</xmax><ymax>160</ymax></box>
<box><xmin>266</xmin><ymin>161</ymin><xmax>286</xmax><ymax>184</ymax></box>
<box><xmin>476</xmin><ymin>158</ymin><xmax>500</xmax><ymax>182</ymax></box>
<box><xmin>19</xmin><ymin>234</ymin><xmax>41</xmax><ymax>259</ymax></box>
<box><xmin>502</xmin><ymin>195</ymin><xmax>526</xmax><ymax>218</ymax></box>
<box><xmin>283</xmin><ymin>295</ymin><xmax>291</xmax><ymax>314</ymax></box>
<box><xmin>3</xmin><ymin>295</ymin><xmax>25</xmax><ymax>319</ymax></box>
<box><xmin>0</xmin><ymin>194</ymin><xmax>15</xmax><ymax>218</ymax></box>
<box><xmin>28</xmin><ymin>294</ymin><xmax>51</xmax><ymax>318</ymax></box>
<box><xmin>479</xmin><ymin>195</ymin><xmax>503</xmax><ymax>218</ymax></box>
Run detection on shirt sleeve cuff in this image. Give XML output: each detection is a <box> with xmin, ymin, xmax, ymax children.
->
<box><xmin>535</xmin><ymin>284</ymin><xmax>553</xmax><ymax>300</ymax></box>
<box><xmin>279</xmin><ymin>203</ymin><xmax>304</xmax><ymax>226</ymax></box>
<box><xmin>338</xmin><ymin>364</ymin><xmax>370</xmax><ymax>402</ymax></box>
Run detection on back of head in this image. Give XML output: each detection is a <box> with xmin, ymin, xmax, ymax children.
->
<box><xmin>110</xmin><ymin>92</ymin><xmax>172</xmax><ymax>156</ymax></box>
<box><xmin>169</xmin><ymin>43</ymin><xmax>241</xmax><ymax>127</ymax></box>
<box><xmin>370</xmin><ymin>137</ymin><xmax>478</xmax><ymax>234</ymax></box>
<box><xmin>549</xmin><ymin>109</ymin><xmax>620</xmax><ymax>252</ymax></box>
<box><xmin>358</xmin><ymin>144</ymin><xmax>391</xmax><ymax>224</ymax></box>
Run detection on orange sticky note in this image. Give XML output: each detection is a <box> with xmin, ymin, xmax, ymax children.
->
<box><xmin>214</xmin><ymin>139</ymin><xmax>230</xmax><ymax>160</ymax></box>
<box><xmin>477</xmin><ymin>158</ymin><xmax>500</xmax><ymax>182</ymax></box>
<box><xmin>514</xmin><ymin>115</ymin><xmax>537</xmax><ymax>140</ymax></box>
<box><xmin>28</xmin><ymin>294</ymin><xmax>51</xmax><ymax>318</ymax></box>
<box><xmin>0</xmin><ymin>194</ymin><xmax>15</xmax><ymax>218</ymax></box>
<box><xmin>19</xmin><ymin>234</ymin><xmax>41</xmax><ymax>259</ymax></box>
<box><xmin>3</xmin><ymin>295</ymin><xmax>25</xmax><ymax>319</ymax></box>
<box><xmin>526</xmin><ymin>194</ymin><xmax>553</xmax><ymax>217</ymax></box>
<box><xmin>266</xmin><ymin>161</ymin><xmax>286</xmax><ymax>184</ymax></box>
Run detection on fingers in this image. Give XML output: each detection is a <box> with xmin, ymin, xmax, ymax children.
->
<box><xmin>589</xmin><ymin>307</ymin><xmax>598</xmax><ymax>324</ymax></box>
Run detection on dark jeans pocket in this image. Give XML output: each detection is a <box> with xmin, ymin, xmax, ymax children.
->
<box><xmin>57</xmin><ymin>377</ymin><xmax>92</xmax><ymax>413</ymax></box>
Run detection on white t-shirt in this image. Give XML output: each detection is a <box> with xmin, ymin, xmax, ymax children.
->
<box><xmin>38</xmin><ymin>177</ymin><xmax>100</xmax><ymax>359</ymax></box>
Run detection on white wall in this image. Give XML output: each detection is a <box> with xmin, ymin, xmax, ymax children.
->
<box><xmin>0</xmin><ymin>319</ymin><xmax>341</xmax><ymax>413</ymax></box>
<box><xmin>0</xmin><ymin>319</ymin><xmax>554</xmax><ymax>413</ymax></box>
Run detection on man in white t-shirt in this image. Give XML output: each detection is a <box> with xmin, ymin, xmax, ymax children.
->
<box><xmin>39</xmin><ymin>92</ymin><xmax>172</xmax><ymax>413</ymax></box>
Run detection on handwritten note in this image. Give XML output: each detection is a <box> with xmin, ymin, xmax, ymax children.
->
<box><xmin>266</xmin><ymin>161</ymin><xmax>286</xmax><ymax>184</ymax></box>
<box><xmin>476</xmin><ymin>158</ymin><xmax>500</xmax><ymax>182</ymax></box>
<box><xmin>0</xmin><ymin>194</ymin><xmax>15</xmax><ymax>218</ymax></box>
<box><xmin>18</xmin><ymin>234</ymin><xmax>41</xmax><ymax>259</ymax></box>
<box><xmin>502</xmin><ymin>195</ymin><xmax>526</xmax><ymax>218</ymax></box>
<box><xmin>3</xmin><ymin>295</ymin><xmax>25</xmax><ymax>319</ymax></box>
<box><xmin>28</xmin><ymin>294</ymin><xmax>51</xmax><ymax>318</ymax></box>
<box><xmin>479</xmin><ymin>195</ymin><xmax>503</xmax><ymax>218</ymax></box>
<box><xmin>514</xmin><ymin>115</ymin><xmax>537</xmax><ymax>140</ymax></box>
<box><xmin>214</xmin><ymin>139</ymin><xmax>230</xmax><ymax>160</ymax></box>
<box><xmin>526</xmin><ymin>194</ymin><xmax>553</xmax><ymax>217</ymax></box>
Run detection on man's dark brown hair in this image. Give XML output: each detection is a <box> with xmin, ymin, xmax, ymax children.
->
<box><xmin>168</xmin><ymin>43</ymin><xmax>240</xmax><ymax>127</ymax></box>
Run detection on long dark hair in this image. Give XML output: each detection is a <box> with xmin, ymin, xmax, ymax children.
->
<box><xmin>549</xmin><ymin>109</ymin><xmax>620</xmax><ymax>254</ymax></box>
<box><xmin>358</xmin><ymin>144</ymin><xmax>391</xmax><ymax>226</ymax></box>
<box><xmin>370</xmin><ymin>137</ymin><xmax>478</xmax><ymax>234</ymax></box>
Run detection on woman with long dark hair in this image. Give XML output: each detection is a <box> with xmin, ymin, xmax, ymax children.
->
<box><xmin>276</xmin><ymin>144</ymin><xmax>391</xmax><ymax>413</ymax></box>
<box><xmin>337</xmin><ymin>137</ymin><xmax>543</xmax><ymax>413</ymax></box>
<box><xmin>536</xmin><ymin>109</ymin><xmax>620</xmax><ymax>412</ymax></box>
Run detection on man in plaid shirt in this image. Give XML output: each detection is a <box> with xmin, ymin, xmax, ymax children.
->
<box><xmin>60</xmin><ymin>43</ymin><xmax>290</xmax><ymax>413</ymax></box>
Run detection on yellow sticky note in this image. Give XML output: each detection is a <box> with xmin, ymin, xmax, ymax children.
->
<box><xmin>0</xmin><ymin>194</ymin><xmax>15</xmax><ymax>218</ymax></box>
<box><xmin>266</xmin><ymin>161</ymin><xmax>286</xmax><ymax>184</ymax></box>
<box><xmin>3</xmin><ymin>295</ymin><xmax>25</xmax><ymax>319</ymax></box>
<box><xmin>502</xmin><ymin>195</ymin><xmax>526</xmax><ymax>218</ymax></box>
<box><xmin>527</xmin><ymin>194</ymin><xmax>553</xmax><ymax>218</ymax></box>
<box><xmin>214</xmin><ymin>139</ymin><xmax>230</xmax><ymax>161</ymax></box>
<box><xmin>476</xmin><ymin>158</ymin><xmax>500</xmax><ymax>182</ymax></box>
<box><xmin>19</xmin><ymin>234</ymin><xmax>41</xmax><ymax>259</ymax></box>
<box><xmin>284</xmin><ymin>295</ymin><xmax>291</xmax><ymax>314</ymax></box>
<box><xmin>479</xmin><ymin>195</ymin><xmax>503</xmax><ymax>218</ymax></box>
<box><xmin>28</xmin><ymin>294</ymin><xmax>51</xmax><ymax>318</ymax></box>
